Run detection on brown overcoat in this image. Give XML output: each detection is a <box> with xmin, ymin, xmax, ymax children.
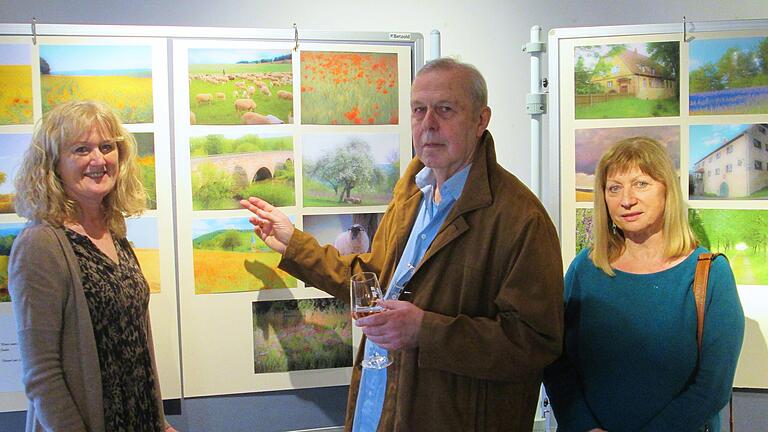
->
<box><xmin>280</xmin><ymin>131</ymin><xmax>564</xmax><ymax>431</ymax></box>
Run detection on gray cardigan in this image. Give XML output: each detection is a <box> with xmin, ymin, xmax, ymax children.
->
<box><xmin>9</xmin><ymin>222</ymin><xmax>167</xmax><ymax>432</ymax></box>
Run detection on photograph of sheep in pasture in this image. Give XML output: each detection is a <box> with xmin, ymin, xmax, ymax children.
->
<box><xmin>574</xmin><ymin>42</ymin><xmax>679</xmax><ymax>119</ymax></box>
<box><xmin>192</xmin><ymin>216</ymin><xmax>297</xmax><ymax>294</ymax></box>
<box><xmin>39</xmin><ymin>44</ymin><xmax>154</xmax><ymax>123</ymax></box>
<box><xmin>134</xmin><ymin>133</ymin><xmax>158</xmax><ymax>209</ymax></box>
<box><xmin>301</xmin><ymin>51</ymin><xmax>399</xmax><ymax>125</ymax></box>
<box><xmin>0</xmin><ymin>44</ymin><xmax>33</xmax><ymax>125</ymax></box>
<box><xmin>126</xmin><ymin>216</ymin><xmax>161</xmax><ymax>293</ymax></box>
<box><xmin>303</xmin><ymin>212</ymin><xmax>384</xmax><ymax>255</ymax></box>
<box><xmin>189</xmin><ymin>132</ymin><xmax>294</xmax><ymax>210</ymax></box>
<box><xmin>252</xmin><ymin>298</ymin><xmax>352</xmax><ymax>374</ymax></box>
<box><xmin>0</xmin><ymin>222</ymin><xmax>24</xmax><ymax>302</ymax></box>
<box><xmin>574</xmin><ymin>126</ymin><xmax>680</xmax><ymax>202</ymax></box>
<box><xmin>188</xmin><ymin>48</ymin><xmax>292</xmax><ymax>125</ymax></box>
<box><xmin>302</xmin><ymin>133</ymin><xmax>400</xmax><ymax>207</ymax></box>
<box><xmin>689</xmin><ymin>37</ymin><xmax>768</xmax><ymax>115</ymax></box>
<box><xmin>689</xmin><ymin>124</ymin><xmax>768</xmax><ymax>199</ymax></box>
<box><xmin>689</xmin><ymin>208</ymin><xmax>768</xmax><ymax>285</ymax></box>
<box><xmin>0</xmin><ymin>134</ymin><xmax>30</xmax><ymax>214</ymax></box>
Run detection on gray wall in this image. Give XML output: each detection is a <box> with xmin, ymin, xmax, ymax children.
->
<box><xmin>0</xmin><ymin>0</ymin><xmax>766</xmax><ymax>431</ymax></box>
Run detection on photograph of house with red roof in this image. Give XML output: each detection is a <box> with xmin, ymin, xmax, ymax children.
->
<box><xmin>574</xmin><ymin>42</ymin><xmax>679</xmax><ymax>119</ymax></box>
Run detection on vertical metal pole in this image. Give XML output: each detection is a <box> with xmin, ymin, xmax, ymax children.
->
<box><xmin>529</xmin><ymin>25</ymin><xmax>543</xmax><ymax>198</ymax></box>
<box><xmin>430</xmin><ymin>29</ymin><xmax>441</xmax><ymax>60</ymax></box>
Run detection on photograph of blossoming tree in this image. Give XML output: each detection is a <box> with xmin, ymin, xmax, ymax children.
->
<box><xmin>300</xmin><ymin>51</ymin><xmax>399</xmax><ymax>125</ymax></box>
<box><xmin>252</xmin><ymin>298</ymin><xmax>352</xmax><ymax>373</ymax></box>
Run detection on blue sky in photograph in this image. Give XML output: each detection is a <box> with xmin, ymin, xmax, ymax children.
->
<box><xmin>0</xmin><ymin>134</ymin><xmax>31</xmax><ymax>194</ymax></box>
<box><xmin>192</xmin><ymin>215</ymin><xmax>295</xmax><ymax>239</ymax></box>
<box><xmin>303</xmin><ymin>214</ymin><xmax>354</xmax><ymax>246</ymax></box>
<box><xmin>0</xmin><ymin>222</ymin><xmax>26</xmax><ymax>238</ymax></box>
<box><xmin>126</xmin><ymin>216</ymin><xmax>159</xmax><ymax>248</ymax></box>
<box><xmin>189</xmin><ymin>48</ymin><xmax>290</xmax><ymax>64</ymax></box>
<box><xmin>302</xmin><ymin>133</ymin><xmax>399</xmax><ymax>163</ymax></box>
<box><xmin>688</xmin><ymin>123</ymin><xmax>751</xmax><ymax>169</ymax></box>
<box><xmin>689</xmin><ymin>37</ymin><xmax>764</xmax><ymax>71</ymax></box>
<box><xmin>39</xmin><ymin>44</ymin><xmax>151</xmax><ymax>73</ymax></box>
<box><xmin>0</xmin><ymin>44</ymin><xmax>30</xmax><ymax>65</ymax></box>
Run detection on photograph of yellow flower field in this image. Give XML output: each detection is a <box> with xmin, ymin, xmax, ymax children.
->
<box><xmin>252</xmin><ymin>298</ymin><xmax>352</xmax><ymax>373</ymax></box>
<box><xmin>188</xmin><ymin>48</ymin><xmax>292</xmax><ymax>125</ymax></box>
<box><xmin>0</xmin><ymin>44</ymin><xmax>33</xmax><ymax>125</ymax></box>
<box><xmin>39</xmin><ymin>44</ymin><xmax>153</xmax><ymax>123</ymax></box>
<box><xmin>134</xmin><ymin>133</ymin><xmax>158</xmax><ymax>209</ymax></box>
<box><xmin>0</xmin><ymin>134</ymin><xmax>31</xmax><ymax>214</ymax></box>
<box><xmin>192</xmin><ymin>217</ymin><xmax>296</xmax><ymax>294</ymax></box>
<box><xmin>301</xmin><ymin>51</ymin><xmax>399</xmax><ymax>125</ymax></box>
<box><xmin>0</xmin><ymin>222</ymin><xmax>24</xmax><ymax>302</ymax></box>
<box><xmin>126</xmin><ymin>217</ymin><xmax>161</xmax><ymax>293</ymax></box>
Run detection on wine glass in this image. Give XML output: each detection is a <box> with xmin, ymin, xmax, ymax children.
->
<box><xmin>350</xmin><ymin>271</ymin><xmax>392</xmax><ymax>369</ymax></box>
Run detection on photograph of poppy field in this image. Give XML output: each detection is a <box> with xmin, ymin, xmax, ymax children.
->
<box><xmin>689</xmin><ymin>37</ymin><xmax>768</xmax><ymax>115</ymax></box>
<box><xmin>0</xmin><ymin>222</ymin><xmax>24</xmax><ymax>302</ymax></box>
<box><xmin>302</xmin><ymin>133</ymin><xmax>399</xmax><ymax>207</ymax></box>
<box><xmin>190</xmin><ymin>133</ymin><xmax>294</xmax><ymax>210</ymax></box>
<box><xmin>252</xmin><ymin>298</ymin><xmax>352</xmax><ymax>373</ymax></box>
<box><xmin>126</xmin><ymin>217</ymin><xmax>161</xmax><ymax>293</ymax></box>
<box><xmin>300</xmin><ymin>51</ymin><xmax>399</xmax><ymax>125</ymax></box>
<box><xmin>574</xmin><ymin>126</ymin><xmax>680</xmax><ymax>202</ymax></box>
<box><xmin>574</xmin><ymin>42</ymin><xmax>679</xmax><ymax>119</ymax></box>
<box><xmin>39</xmin><ymin>44</ymin><xmax>153</xmax><ymax>123</ymax></box>
<box><xmin>192</xmin><ymin>217</ymin><xmax>296</xmax><ymax>294</ymax></box>
<box><xmin>0</xmin><ymin>134</ymin><xmax>30</xmax><ymax>214</ymax></box>
<box><xmin>689</xmin><ymin>209</ymin><xmax>768</xmax><ymax>285</ymax></box>
<box><xmin>0</xmin><ymin>44</ymin><xmax>33</xmax><ymax>125</ymax></box>
<box><xmin>135</xmin><ymin>133</ymin><xmax>158</xmax><ymax>209</ymax></box>
<box><xmin>188</xmin><ymin>48</ymin><xmax>292</xmax><ymax>125</ymax></box>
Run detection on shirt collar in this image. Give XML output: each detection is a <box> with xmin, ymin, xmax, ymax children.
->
<box><xmin>414</xmin><ymin>164</ymin><xmax>472</xmax><ymax>203</ymax></box>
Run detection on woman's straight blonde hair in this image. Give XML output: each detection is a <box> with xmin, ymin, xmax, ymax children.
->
<box><xmin>14</xmin><ymin>100</ymin><xmax>146</xmax><ymax>237</ymax></box>
<box><xmin>590</xmin><ymin>136</ymin><xmax>697</xmax><ymax>275</ymax></box>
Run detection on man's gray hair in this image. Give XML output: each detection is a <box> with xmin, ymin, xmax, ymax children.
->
<box><xmin>416</xmin><ymin>57</ymin><xmax>488</xmax><ymax>109</ymax></box>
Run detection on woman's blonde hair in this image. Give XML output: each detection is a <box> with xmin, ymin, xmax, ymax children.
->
<box><xmin>590</xmin><ymin>136</ymin><xmax>696</xmax><ymax>275</ymax></box>
<box><xmin>14</xmin><ymin>100</ymin><xmax>146</xmax><ymax>237</ymax></box>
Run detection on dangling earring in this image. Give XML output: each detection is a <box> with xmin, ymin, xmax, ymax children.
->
<box><xmin>610</xmin><ymin>221</ymin><xmax>618</xmax><ymax>236</ymax></box>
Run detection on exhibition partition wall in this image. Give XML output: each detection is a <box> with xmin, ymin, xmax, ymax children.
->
<box><xmin>547</xmin><ymin>19</ymin><xmax>768</xmax><ymax>389</ymax></box>
<box><xmin>0</xmin><ymin>23</ymin><xmax>422</xmax><ymax>411</ymax></box>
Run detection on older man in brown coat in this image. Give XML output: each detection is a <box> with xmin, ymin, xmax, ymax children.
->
<box><xmin>241</xmin><ymin>58</ymin><xmax>564</xmax><ymax>432</ymax></box>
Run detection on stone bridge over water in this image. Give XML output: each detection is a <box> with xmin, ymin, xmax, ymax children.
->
<box><xmin>191</xmin><ymin>151</ymin><xmax>293</xmax><ymax>182</ymax></box>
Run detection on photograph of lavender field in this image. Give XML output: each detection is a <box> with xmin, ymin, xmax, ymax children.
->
<box><xmin>252</xmin><ymin>298</ymin><xmax>352</xmax><ymax>373</ymax></box>
<box><xmin>689</xmin><ymin>37</ymin><xmax>768</xmax><ymax>115</ymax></box>
<box><xmin>575</xmin><ymin>208</ymin><xmax>594</xmax><ymax>254</ymax></box>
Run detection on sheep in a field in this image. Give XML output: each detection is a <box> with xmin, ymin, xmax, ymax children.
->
<box><xmin>234</xmin><ymin>98</ymin><xmax>257</xmax><ymax>113</ymax></box>
<box><xmin>334</xmin><ymin>224</ymin><xmax>370</xmax><ymax>255</ymax></box>
<box><xmin>195</xmin><ymin>93</ymin><xmax>213</xmax><ymax>105</ymax></box>
<box><xmin>190</xmin><ymin>111</ymin><xmax>196</xmax><ymax>125</ymax></box>
<box><xmin>232</xmin><ymin>90</ymin><xmax>239</xmax><ymax>99</ymax></box>
<box><xmin>241</xmin><ymin>112</ymin><xmax>272</xmax><ymax>125</ymax></box>
<box><xmin>247</xmin><ymin>86</ymin><xmax>256</xmax><ymax>96</ymax></box>
<box><xmin>260</xmin><ymin>87</ymin><xmax>271</xmax><ymax>97</ymax></box>
<box><xmin>215</xmin><ymin>92</ymin><xmax>226</xmax><ymax>101</ymax></box>
<box><xmin>277</xmin><ymin>90</ymin><xmax>292</xmax><ymax>101</ymax></box>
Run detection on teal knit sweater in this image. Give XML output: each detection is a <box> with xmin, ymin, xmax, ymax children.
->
<box><xmin>544</xmin><ymin>247</ymin><xmax>744</xmax><ymax>431</ymax></box>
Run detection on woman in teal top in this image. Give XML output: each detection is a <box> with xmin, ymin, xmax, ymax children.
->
<box><xmin>544</xmin><ymin>137</ymin><xmax>744</xmax><ymax>432</ymax></box>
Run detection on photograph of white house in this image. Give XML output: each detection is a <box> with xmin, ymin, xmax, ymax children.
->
<box><xmin>690</xmin><ymin>123</ymin><xmax>768</xmax><ymax>199</ymax></box>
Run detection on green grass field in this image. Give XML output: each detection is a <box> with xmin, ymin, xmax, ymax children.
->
<box><xmin>576</xmin><ymin>96</ymin><xmax>679</xmax><ymax>119</ymax></box>
<box><xmin>189</xmin><ymin>63</ymin><xmax>290</xmax><ymax>74</ymax></box>
<box><xmin>193</xmin><ymin>249</ymin><xmax>296</xmax><ymax>294</ymax></box>
<box><xmin>302</xmin><ymin>177</ymin><xmax>391</xmax><ymax>207</ymax></box>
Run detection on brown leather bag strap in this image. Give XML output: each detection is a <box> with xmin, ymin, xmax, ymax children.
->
<box><xmin>693</xmin><ymin>252</ymin><xmax>721</xmax><ymax>354</ymax></box>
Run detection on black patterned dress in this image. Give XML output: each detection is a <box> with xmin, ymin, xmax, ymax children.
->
<box><xmin>65</xmin><ymin>229</ymin><xmax>163</xmax><ymax>432</ymax></box>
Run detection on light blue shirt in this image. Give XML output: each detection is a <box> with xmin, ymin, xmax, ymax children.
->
<box><xmin>352</xmin><ymin>164</ymin><xmax>471</xmax><ymax>432</ymax></box>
